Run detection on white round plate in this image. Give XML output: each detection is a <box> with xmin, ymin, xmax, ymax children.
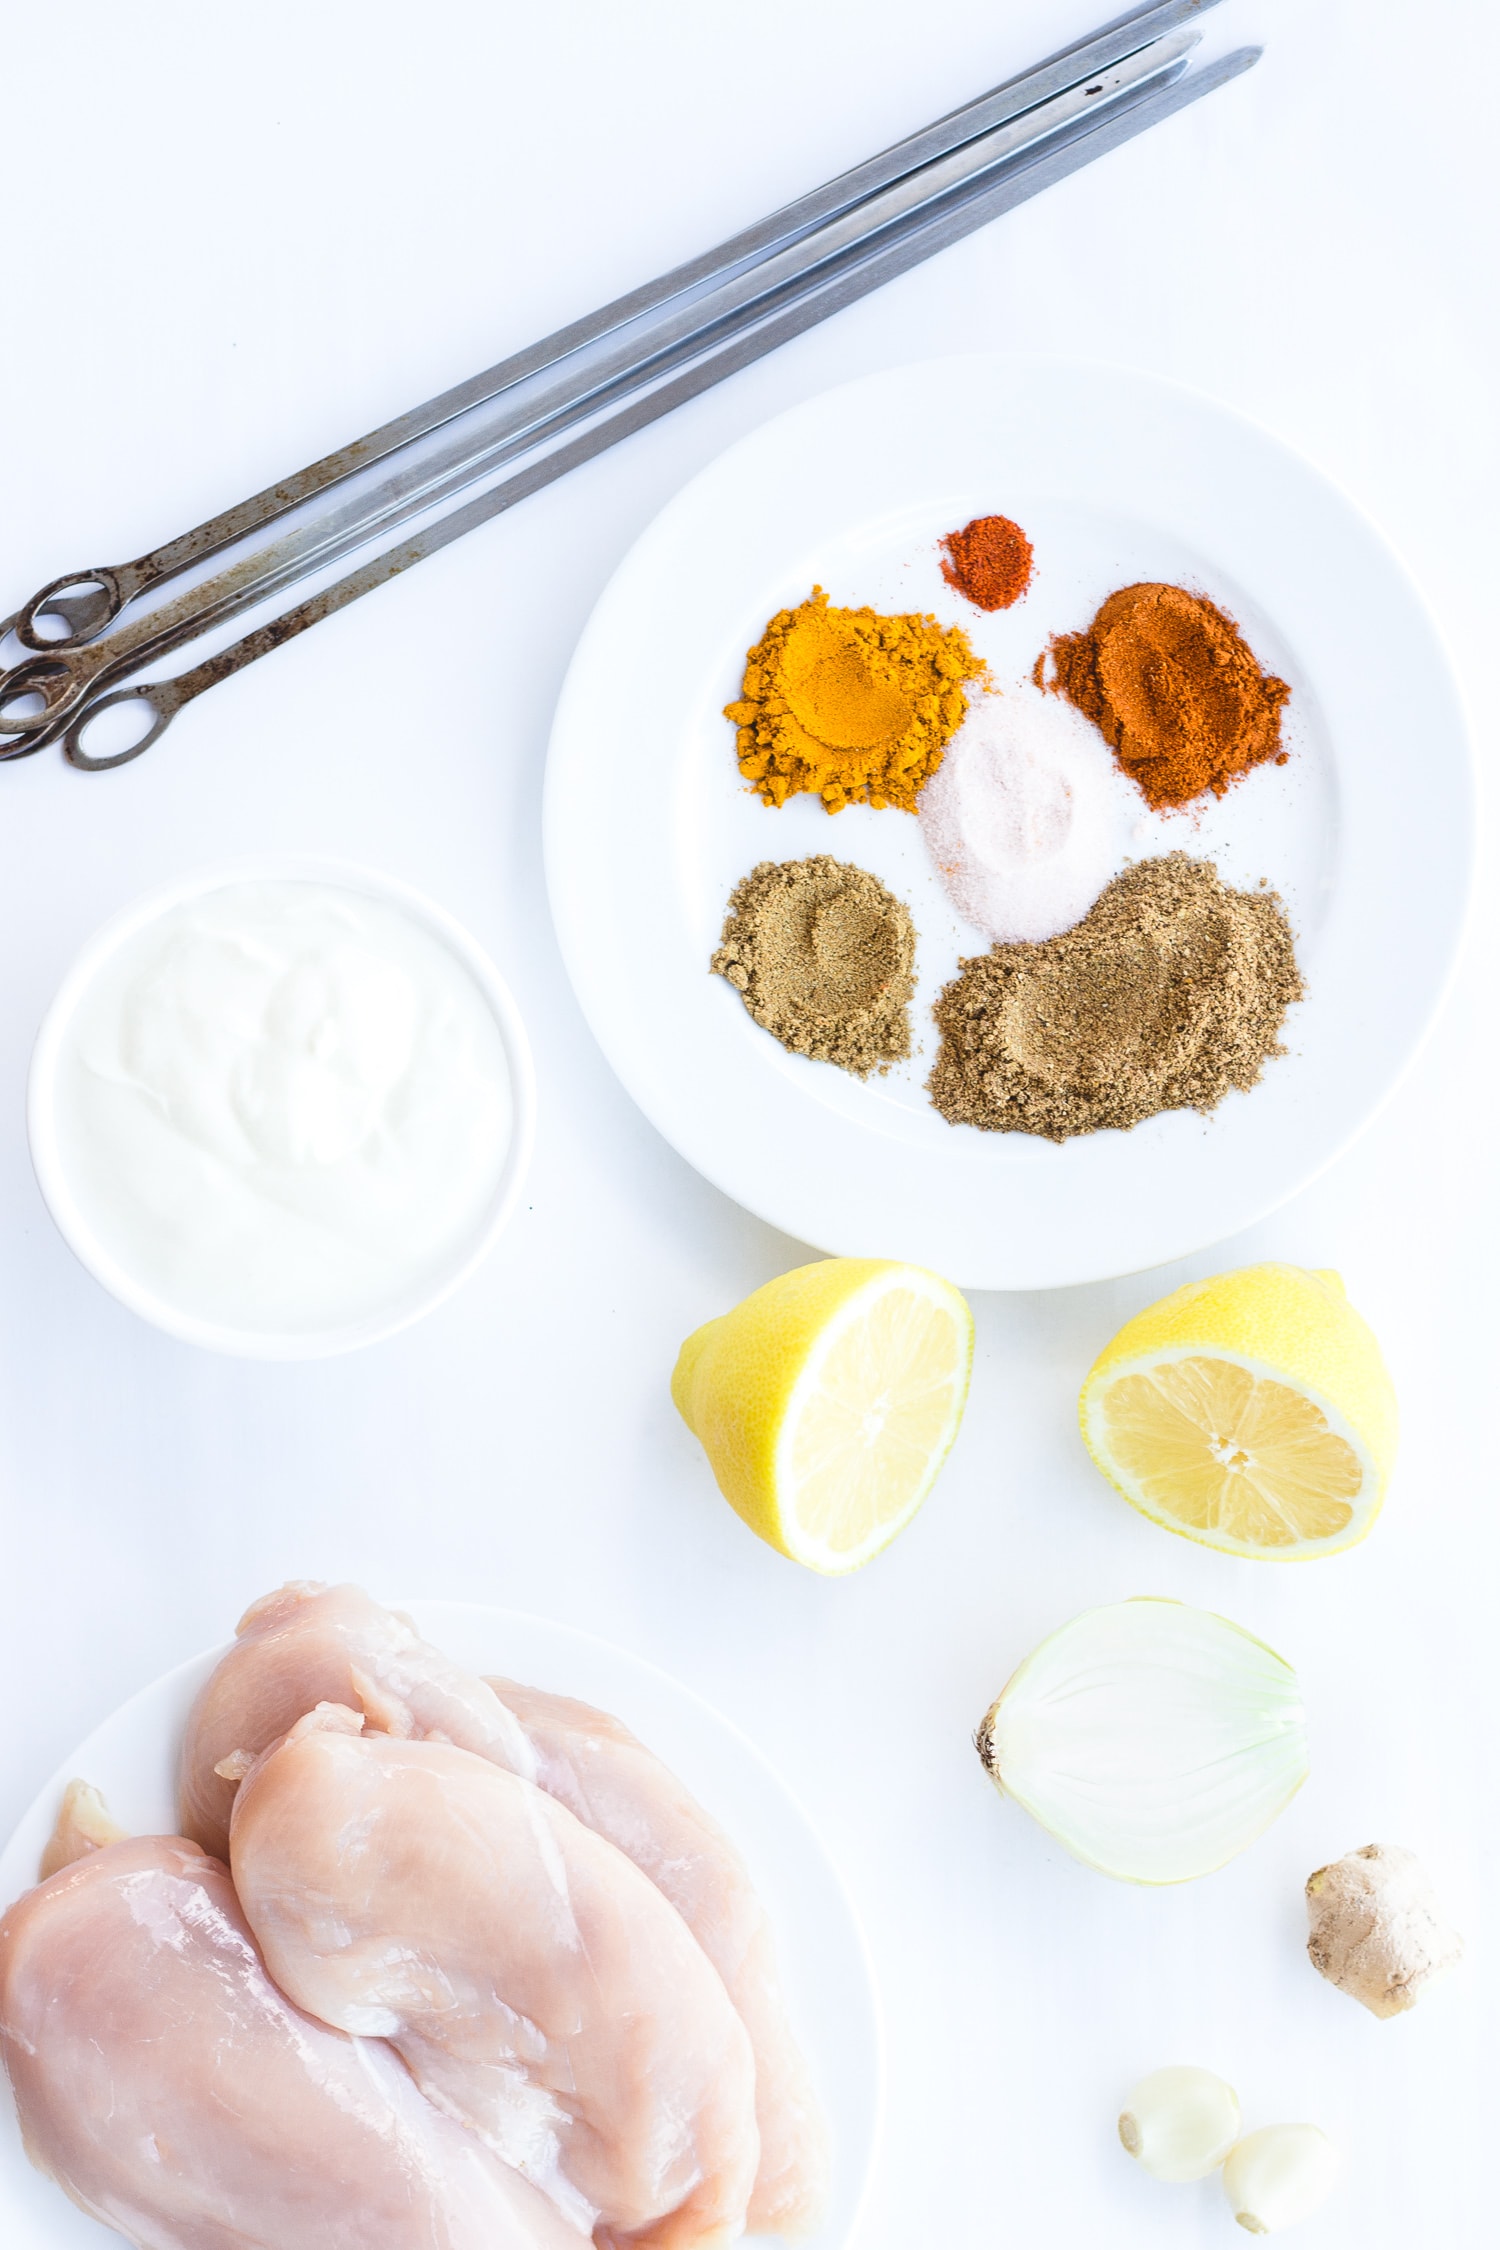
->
<box><xmin>0</xmin><ymin>1603</ymin><xmax>880</xmax><ymax>2250</ymax></box>
<box><xmin>545</xmin><ymin>357</ymin><xmax>1474</xmax><ymax>1288</ymax></box>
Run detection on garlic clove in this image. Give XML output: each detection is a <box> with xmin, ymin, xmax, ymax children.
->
<box><xmin>975</xmin><ymin>1598</ymin><xmax>1308</xmax><ymax>1884</ymax></box>
<box><xmin>1306</xmin><ymin>1842</ymin><xmax>1463</xmax><ymax>2017</ymax></box>
<box><xmin>1222</xmin><ymin>2124</ymin><xmax>1339</xmax><ymax>2234</ymax></box>
<box><xmin>1118</xmin><ymin>2065</ymin><xmax>1240</xmax><ymax>2181</ymax></box>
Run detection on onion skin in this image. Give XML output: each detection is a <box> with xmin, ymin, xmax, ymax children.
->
<box><xmin>973</xmin><ymin>1702</ymin><xmax>1004</xmax><ymax>1785</ymax></box>
<box><xmin>974</xmin><ymin>1598</ymin><xmax>1308</xmax><ymax>1884</ymax></box>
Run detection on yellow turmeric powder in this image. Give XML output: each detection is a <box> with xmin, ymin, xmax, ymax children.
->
<box><xmin>725</xmin><ymin>587</ymin><xmax>983</xmax><ymax>813</ymax></box>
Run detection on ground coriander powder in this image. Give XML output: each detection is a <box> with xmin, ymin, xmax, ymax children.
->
<box><xmin>928</xmin><ymin>853</ymin><xmax>1303</xmax><ymax>1139</ymax></box>
<box><xmin>712</xmin><ymin>855</ymin><xmax>916</xmax><ymax>1076</ymax></box>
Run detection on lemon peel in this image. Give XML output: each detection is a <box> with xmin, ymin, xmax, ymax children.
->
<box><xmin>671</xmin><ymin>1258</ymin><xmax>972</xmax><ymax>1574</ymax></box>
<box><xmin>1080</xmin><ymin>1264</ymin><xmax>1396</xmax><ymax>1560</ymax></box>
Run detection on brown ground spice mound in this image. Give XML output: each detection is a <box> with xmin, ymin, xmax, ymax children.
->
<box><xmin>928</xmin><ymin>854</ymin><xmax>1303</xmax><ymax>1140</ymax></box>
<box><xmin>712</xmin><ymin>856</ymin><xmax>915</xmax><ymax>1077</ymax></box>
<box><xmin>1038</xmin><ymin>581</ymin><xmax>1290</xmax><ymax>809</ymax></box>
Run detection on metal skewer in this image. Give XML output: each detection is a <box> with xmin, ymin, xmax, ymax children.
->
<box><xmin>0</xmin><ymin>10</ymin><xmax>1258</xmax><ymax>771</ymax></box>
<box><xmin>0</xmin><ymin>0</ymin><xmax>1221</xmax><ymax>666</ymax></box>
<box><xmin>1</xmin><ymin>27</ymin><xmax>1201</xmax><ymax>763</ymax></box>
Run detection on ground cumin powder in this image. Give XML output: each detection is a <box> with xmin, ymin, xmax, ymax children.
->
<box><xmin>1038</xmin><ymin>582</ymin><xmax>1290</xmax><ymax>809</ymax></box>
<box><xmin>726</xmin><ymin>587</ymin><xmax>982</xmax><ymax>813</ymax></box>
<box><xmin>712</xmin><ymin>856</ymin><xmax>916</xmax><ymax>1076</ymax></box>
<box><xmin>928</xmin><ymin>854</ymin><xmax>1302</xmax><ymax>1139</ymax></box>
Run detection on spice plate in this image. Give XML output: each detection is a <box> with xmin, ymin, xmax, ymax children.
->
<box><xmin>0</xmin><ymin>1605</ymin><xmax>880</xmax><ymax>2250</ymax></box>
<box><xmin>545</xmin><ymin>357</ymin><xmax>1474</xmax><ymax>1288</ymax></box>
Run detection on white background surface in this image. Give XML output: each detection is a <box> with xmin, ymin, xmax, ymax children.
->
<box><xmin>1</xmin><ymin>3</ymin><xmax>1493</xmax><ymax>2244</ymax></box>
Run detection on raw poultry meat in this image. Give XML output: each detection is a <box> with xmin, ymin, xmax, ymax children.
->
<box><xmin>37</xmin><ymin>1776</ymin><xmax>127</xmax><ymax>1877</ymax></box>
<box><xmin>487</xmin><ymin>1676</ymin><xmax>831</xmax><ymax>2239</ymax></box>
<box><xmin>0</xmin><ymin>1825</ymin><xmax>588</xmax><ymax>2250</ymax></box>
<box><xmin>178</xmin><ymin>1581</ymin><xmax>830</xmax><ymax>2234</ymax></box>
<box><xmin>229</xmin><ymin>1705</ymin><xmax>760</xmax><ymax>2249</ymax></box>
<box><xmin>178</xmin><ymin>1580</ymin><xmax>537</xmax><ymax>1858</ymax></box>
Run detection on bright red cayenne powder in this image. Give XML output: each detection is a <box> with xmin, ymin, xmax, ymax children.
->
<box><xmin>938</xmin><ymin>513</ymin><xmax>1034</xmax><ymax>610</ymax></box>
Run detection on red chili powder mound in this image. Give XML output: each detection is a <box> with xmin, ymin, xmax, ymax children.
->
<box><xmin>1037</xmin><ymin>580</ymin><xmax>1290</xmax><ymax>811</ymax></box>
<box><xmin>939</xmin><ymin>513</ymin><xmax>1034</xmax><ymax>611</ymax></box>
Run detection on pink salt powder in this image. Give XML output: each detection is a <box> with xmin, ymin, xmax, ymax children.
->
<box><xmin>919</xmin><ymin>686</ymin><xmax>1140</xmax><ymax>942</ymax></box>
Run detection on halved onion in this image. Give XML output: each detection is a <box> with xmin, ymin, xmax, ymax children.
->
<box><xmin>975</xmin><ymin>1598</ymin><xmax>1308</xmax><ymax>1884</ymax></box>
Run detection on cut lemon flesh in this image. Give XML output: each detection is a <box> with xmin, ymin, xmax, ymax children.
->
<box><xmin>1080</xmin><ymin>1264</ymin><xmax>1396</xmax><ymax>1562</ymax></box>
<box><xmin>1093</xmin><ymin>1355</ymin><xmax>1368</xmax><ymax>1551</ymax></box>
<box><xmin>672</xmin><ymin>1258</ymin><xmax>973</xmax><ymax>1575</ymax></box>
<box><xmin>778</xmin><ymin>1273</ymin><xmax>971</xmax><ymax>1568</ymax></box>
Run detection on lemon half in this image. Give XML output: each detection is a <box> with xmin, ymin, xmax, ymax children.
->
<box><xmin>1080</xmin><ymin>1264</ymin><xmax>1397</xmax><ymax>1560</ymax></box>
<box><xmin>672</xmin><ymin>1258</ymin><xmax>973</xmax><ymax>1574</ymax></box>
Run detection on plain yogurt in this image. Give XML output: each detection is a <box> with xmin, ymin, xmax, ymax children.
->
<box><xmin>36</xmin><ymin>876</ymin><xmax>521</xmax><ymax>1346</ymax></box>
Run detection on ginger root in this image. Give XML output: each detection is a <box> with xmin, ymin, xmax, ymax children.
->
<box><xmin>1305</xmin><ymin>1843</ymin><xmax>1463</xmax><ymax>2018</ymax></box>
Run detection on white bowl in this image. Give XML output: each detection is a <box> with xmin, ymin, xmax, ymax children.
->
<box><xmin>27</xmin><ymin>857</ymin><xmax>536</xmax><ymax>1359</ymax></box>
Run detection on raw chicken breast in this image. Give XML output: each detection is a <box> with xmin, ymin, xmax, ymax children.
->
<box><xmin>37</xmin><ymin>1777</ymin><xmax>127</xmax><ymax>1877</ymax></box>
<box><xmin>230</xmin><ymin>1706</ymin><xmax>759</xmax><ymax>2250</ymax></box>
<box><xmin>0</xmin><ymin>1831</ymin><xmax>587</xmax><ymax>2250</ymax></box>
<box><xmin>179</xmin><ymin>1582</ymin><xmax>830</xmax><ymax>2234</ymax></box>
<box><xmin>488</xmin><ymin>1676</ymin><xmax>831</xmax><ymax>2238</ymax></box>
<box><xmin>179</xmin><ymin>1580</ymin><xmax>536</xmax><ymax>1858</ymax></box>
